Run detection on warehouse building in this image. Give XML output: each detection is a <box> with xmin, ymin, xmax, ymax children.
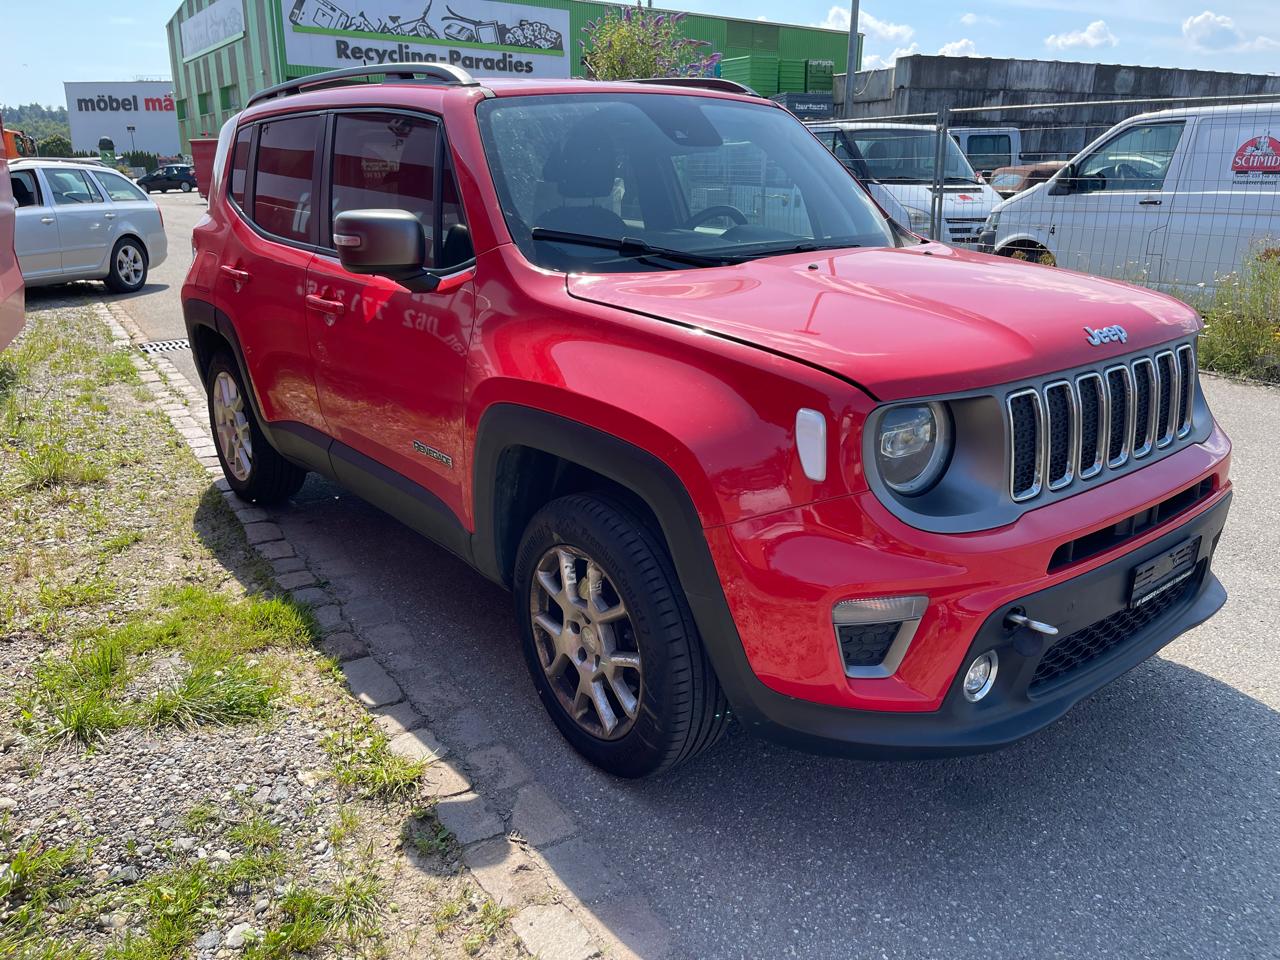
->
<box><xmin>165</xmin><ymin>0</ymin><xmax>856</xmax><ymax>149</ymax></box>
<box><xmin>834</xmin><ymin>55</ymin><xmax>1280</xmax><ymax>160</ymax></box>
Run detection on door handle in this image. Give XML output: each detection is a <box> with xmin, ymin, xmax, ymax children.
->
<box><xmin>219</xmin><ymin>265</ymin><xmax>251</xmax><ymax>285</ymax></box>
<box><xmin>40</xmin><ymin>216</ymin><xmax>55</xmax><ymax>224</ymax></box>
<box><xmin>305</xmin><ymin>294</ymin><xmax>346</xmax><ymax>317</ymax></box>
<box><xmin>104</xmin><ymin>212</ymin><xmax>116</xmax><ymax>219</ymax></box>
<box><xmin>1138</xmin><ymin>199</ymin><xmax>1162</xmax><ymax>206</ymax></box>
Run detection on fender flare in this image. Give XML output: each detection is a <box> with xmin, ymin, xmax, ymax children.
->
<box><xmin>994</xmin><ymin>232</ymin><xmax>1054</xmax><ymax>257</ymax></box>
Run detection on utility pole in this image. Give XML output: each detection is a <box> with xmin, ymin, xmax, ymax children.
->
<box><xmin>843</xmin><ymin>0</ymin><xmax>859</xmax><ymax>118</ymax></box>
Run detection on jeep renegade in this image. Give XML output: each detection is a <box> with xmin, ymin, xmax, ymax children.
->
<box><xmin>183</xmin><ymin>66</ymin><xmax>1232</xmax><ymax>778</ymax></box>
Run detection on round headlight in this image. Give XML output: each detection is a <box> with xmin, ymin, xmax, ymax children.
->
<box><xmin>875</xmin><ymin>402</ymin><xmax>952</xmax><ymax>495</ymax></box>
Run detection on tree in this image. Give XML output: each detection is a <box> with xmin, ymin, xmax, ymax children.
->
<box><xmin>581</xmin><ymin>3</ymin><xmax>721</xmax><ymax>81</ymax></box>
<box><xmin>38</xmin><ymin>134</ymin><xmax>74</xmax><ymax>158</ymax></box>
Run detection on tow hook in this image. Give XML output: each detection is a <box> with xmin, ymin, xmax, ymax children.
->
<box><xmin>1004</xmin><ymin>608</ymin><xmax>1060</xmax><ymax>657</ymax></box>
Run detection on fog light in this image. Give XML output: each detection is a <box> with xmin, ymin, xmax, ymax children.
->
<box><xmin>962</xmin><ymin>651</ymin><xmax>998</xmax><ymax>702</ymax></box>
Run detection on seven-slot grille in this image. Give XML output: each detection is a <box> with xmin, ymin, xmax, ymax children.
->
<box><xmin>1007</xmin><ymin>343</ymin><xmax>1196</xmax><ymax>502</ymax></box>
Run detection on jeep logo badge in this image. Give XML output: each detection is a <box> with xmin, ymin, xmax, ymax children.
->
<box><xmin>1084</xmin><ymin>324</ymin><xmax>1128</xmax><ymax>346</ymax></box>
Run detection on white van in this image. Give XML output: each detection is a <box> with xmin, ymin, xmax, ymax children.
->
<box><xmin>807</xmin><ymin>121</ymin><xmax>1003</xmax><ymax>247</ymax></box>
<box><xmin>950</xmin><ymin>126</ymin><xmax>1025</xmax><ymax>175</ymax></box>
<box><xmin>981</xmin><ymin>102</ymin><xmax>1280</xmax><ymax>291</ymax></box>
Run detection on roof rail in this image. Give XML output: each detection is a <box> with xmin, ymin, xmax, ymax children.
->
<box><xmin>630</xmin><ymin>77</ymin><xmax>762</xmax><ymax>97</ymax></box>
<box><xmin>246</xmin><ymin>64</ymin><xmax>481</xmax><ymax>108</ymax></box>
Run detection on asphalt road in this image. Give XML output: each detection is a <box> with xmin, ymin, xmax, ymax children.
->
<box><xmin>56</xmin><ymin>197</ymin><xmax>1280</xmax><ymax>958</ymax></box>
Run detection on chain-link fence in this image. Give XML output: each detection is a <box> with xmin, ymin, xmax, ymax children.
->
<box><xmin>807</xmin><ymin>93</ymin><xmax>1280</xmax><ymax>298</ymax></box>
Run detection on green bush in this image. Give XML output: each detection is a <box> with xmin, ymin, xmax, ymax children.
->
<box><xmin>1199</xmin><ymin>249</ymin><xmax>1280</xmax><ymax>383</ymax></box>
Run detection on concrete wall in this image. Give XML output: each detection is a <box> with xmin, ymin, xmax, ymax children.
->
<box><xmin>835</xmin><ymin>56</ymin><xmax>1280</xmax><ymax>160</ymax></box>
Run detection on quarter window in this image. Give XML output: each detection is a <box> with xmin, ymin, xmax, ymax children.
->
<box><xmin>94</xmin><ymin>171</ymin><xmax>148</xmax><ymax>202</ymax></box>
<box><xmin>331</xmin><ymin>112</ymin><xmax>452</xmax><ymax>268</ymax></box>
<box><xmin>10</xmin><ymin>170</ymin><xmax>41</xmax><ymax>207</ymax></box>
<box><xmin>253</xmin><ymin>115</ymin><xmax>322</xmax><ymax>244</ymax></box>
<box><xmin>45</xmin><ymin>169</ymin><xmax>104</xmax><ymax>205</ymax></box>
<box><xmin>229</xmin><ymin>125</ymin><xmax>252</xmax><ymax>208</ymax></box>
<box><xmin>1077</xmin><ymin>122</ymin><xmax>1185</xmax><ymax>192</ymax></box>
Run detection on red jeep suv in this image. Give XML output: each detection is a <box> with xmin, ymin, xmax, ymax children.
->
<box><xmin>183</xmin><ymin>67</ymin><xmax>1231</xmax><ymax>777</ymax></box>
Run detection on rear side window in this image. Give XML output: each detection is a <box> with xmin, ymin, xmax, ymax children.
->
<box><xmin>331</xmin><ymin>112</ymin><xmax>439</xmax><ymax>264</ymax></box>
<box><xmin>229</xmin><ymin>125</ymin><xmax>252</xmax><ymax>208</ymax></box>
<box><xmin>46</xmin><ymin>169</ymin><xmax>104</xmax><ymax>205</ymax></box>
<box><xmin>253</xmin><ymin>115</ymin><xmax>322</xmax><ymax>244</ymax></box>
<box><xmin>95</xmin><ymin>171</ymin><xmax>148</xmax><ymax>202</ymax></box>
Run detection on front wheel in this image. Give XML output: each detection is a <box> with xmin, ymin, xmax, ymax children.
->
<box><xmin>104</xmin><ymin>238</ymin><xmax>148</xmax><ymax>293</ymax></box>
<box><xmin>180</xmin><ymin>181</ymin><xmax>193</xmax><ymax>193</ymax></box>
<box><xmin>206</xmin><ymin>351</ymin><xmax>306</xmax><ymax>504</ymax></box>
<box><xmin>514</xmin><ymin>494</ymin><xmax>729</xmax><ymax>778</ymax></box>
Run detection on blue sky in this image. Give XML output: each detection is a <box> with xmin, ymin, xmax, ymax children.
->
<box><xmin>0</xmin><ymin>0</ymin><xmax>1275</xmax><ymax>106</ymax></box>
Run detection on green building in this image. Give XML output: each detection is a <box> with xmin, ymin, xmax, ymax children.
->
<box><xmin>166</xmin><ymin>0</ymin><xmax>858</xmax><ymax>149</ymax></box>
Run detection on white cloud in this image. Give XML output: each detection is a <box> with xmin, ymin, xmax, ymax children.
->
<box><xmin>818</xmin><ymin>6</ymin><xmax>914</xmax><ymax>44</ymax></box>
<box><xmin>959</xmin><ymin>12</ymin><xmax>995</xmax><ymax>26</ymax></box>
<box><xmin>1044</xmin><ymin>19</ymin><xmax>1118</xmax><ymax>50</ymax></box>
<box><xmin>1182</xmin><ymin>10</ymin><xmax>1279</xmax><ymax>51</ymax></box>
<box><xmin>862</xmin><ymin>42</ymin><xmax>920</xmax><ymax>69</ymax></box>
<box><xmin>938</xmin><ymin>38</ymin><xmax>977</xmax><ymax>57</ymax></box>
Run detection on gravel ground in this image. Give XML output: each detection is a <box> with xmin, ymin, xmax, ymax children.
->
<box><xmin>0</xmin><ymin>301</ymin><xmax>526</xmax><ymax>959</ymax></box>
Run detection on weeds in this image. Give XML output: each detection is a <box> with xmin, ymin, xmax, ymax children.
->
<box><xmin>143</xmin><ymin>660</ymin><xmax>276</xmax><ymax>729</ymax></box>
<box><xmin>1198</xmin><ymin>249</ymin><xmax>1280</xmax><ymax>382</ymax></box>
<box><xmin>245</xmin><ymin>872</ymin><xmax>383</xmax><ymax>960</ymax></box>
<box><xmin>226</xmin><ymin>815</ymin><xmax>282</xmax><ymax>852</ymax></box>
<box><xmin>323</xmin><ymin>721</ymin><xmax>426</xmax><ymax>802</ymax></box>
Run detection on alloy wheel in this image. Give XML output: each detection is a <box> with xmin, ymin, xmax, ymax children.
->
<box><xmin>530</xmin><ymin>545</ymin><xmax>643</xmax><ymax>739</ymax></box>
<box><xmin>116</xmin><ymin>245</ymin><xmax>145</xmax><ymax>288</ymax></box>
<box><xmin>212</xmin><ymin>370</ymin><xmax>253</xmax><ymax>481</ymax></box>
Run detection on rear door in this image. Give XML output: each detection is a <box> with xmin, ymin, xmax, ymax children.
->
<box><xmin>0</xmin><ymin>130</ymin><xmax>24</xmax><ymax>351</ymax></box>
<box><xmin>215</xmin><ymin>113</ymin><xmax>327</xmax><ymax>433</ymax></box>
<box><xmin>42</xmin><ymin>167</ymin><xmax>117</xmax><ymax>274</ymax></box>
<box><xmin>10</xmin><ymin>169</ymin><xmax>62</xmax><ymax>278</ymax></box>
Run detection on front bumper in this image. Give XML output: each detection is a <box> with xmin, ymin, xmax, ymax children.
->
<box><xmin>698</xmin><ymin>490</ymin><xmax>1229</xmax><ymax>757</ymax></box>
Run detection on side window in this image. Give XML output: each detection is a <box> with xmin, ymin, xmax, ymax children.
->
<box><xmin>94</xmin><ymin>171</ymin><xmax>148</xmax><ymax>202</ymax></box>
<box><xmin>253</xmin><ymin>114</ymin><xmax>322</xmax><ymax>244</ymax></box>
<box><xmin>45</xmin><ymin>169</ymin><xmax>104</xmax><ymax>205</ymax></box>
<box><xmin>331</xmin><ymin>112</ymin><xmax>440</xmax><ymax>266</ymax></box>
<box><xmin>439</xmin><ymin>155</ymin><xmax>473</xmax><ymax>269</ymax></box>
<box><xmin>10</xmin><ymin>170</ymin><xmax>41</xmax><ymax>207</ymax></box>
<box><xmin>966</xmin><ymin>134</ymin><xmax>1011</xmax><ymax>172</ymax></box>
<box><xmin>229</xmin><ymin>125</ymin><xmax>252</xmax><ymax>208</ymax></box>
<box><xmin>1077</xmin><ymin>122</ymin><xmax>1184</xmax><ymax>192</ymax></box>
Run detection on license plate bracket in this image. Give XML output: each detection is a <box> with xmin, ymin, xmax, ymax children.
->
<box><xmin>1129</xmin><ymin>536</ymin><xmax>1201</xmax><ymax>610</ymax></box>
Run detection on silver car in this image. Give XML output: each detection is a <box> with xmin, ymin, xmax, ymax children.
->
<box><xmin>8</xmin><ymin>158</ymin><xmax>167</xmax><ymax>292</ymax></box>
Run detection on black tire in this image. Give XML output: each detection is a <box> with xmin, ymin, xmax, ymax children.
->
<box><xmin>180</xmin><ymin>181</ymin><xmax>193</xmax><ymax>193</ymax></box>
<box><xmin>514</xmin><ymin>493</ymin><xmax>729</xmax><ymax>777</ymax></box>
<box><xmin>205</xmin><ymin>351</ymin><xmax>306</xmax><ymax>504</ymax></box>
<box><xmin>103</xmin><ymin>237</ymin><xmax>148</xmax><ymax>293</ymax></box>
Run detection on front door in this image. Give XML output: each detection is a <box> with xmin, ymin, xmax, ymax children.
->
<box><xmin>42</xmin><ymin>167</ymin><xmax>116</xmax><ymax>275</ymax></box>
<box><xmin>10</xmin><ymin>169</ymin><xmax>62</xmax><ymax>278</ymax></box>
<box><xmin>1047</xmin><ymin>121</ymin><xmax>1184</xmax><ymax>282</ymax></box>
<box><xmin>306</xmin><ymin>110</ymin><xmax>476</xmax><ymax>524</ymax></box>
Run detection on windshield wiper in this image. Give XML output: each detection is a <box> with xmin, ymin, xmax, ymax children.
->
<box><xmin>530</xmin><ymin>228</ymin><xmax>738</xmax><ymax>268</ymax></box>
<box><xmin>731</xmin><ymin>241</ymin><xmax>863</xmax><ymax>260</ymax></box>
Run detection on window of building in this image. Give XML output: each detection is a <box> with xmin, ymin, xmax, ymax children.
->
<box><xmin>94</xmin><ymin>171</ymin><xmax>148</xmax><ymax>202</ymax></box>
<box><xmin>175</xmin><ymin>99</ymin><xmax>188</xmax><ymax>121</ymax></box>
<box><xmin>229</xmin><ymin>125</ymin><xmax>253</xmax><ymax>208</ymax></box>
<box><xmin>197</xmin><ymin>92</ymin><xmax>211</xmax><ymax>116</ymax></box>
<box><xmin>331</xmin><ymin>112</ymin><xmax>441</xmax><ymax>265</ymax></box>
<box><xmin>220</xmin><ymin>84</ymin><xmax>240</xmax><ymax>111</ymax></box>
<box><xmin>253</xmin><ymin>114</ymin><xmax>322</xmax><ymax>244</ymax></box>
<box><xmin>45</xmin><ymin>168</ymin><xmax>104</xmax><ymax>205</ymax></box>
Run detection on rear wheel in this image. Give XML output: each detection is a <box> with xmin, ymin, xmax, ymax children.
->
<box><xmin>514</xmin><ymin>494</ymin><xmax>729</xmax><ymax>777</ymax></box>
<box><xmin>206</xmin><ymin>351</ymin><xmax>306</xmax><ymax>504</ymax></box>
<box><xmin>104</xmin><ymin>238</ymin><xmax>147</xmax><ymax>293</ymax></box>
<box><xmin>180</xmin><ymin>181</ymin><xmax>193</xmax><ymax>193</ymax></box>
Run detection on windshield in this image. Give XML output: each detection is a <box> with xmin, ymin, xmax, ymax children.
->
<box><xmin>476</xmin><ymin>93</ymin><xmax>895</xmax><ymax>273</ymax></box>
<box><xmin>836</xmin><ymin>128</ymin><xmax>979</xmax><ymax>184</ymax></box>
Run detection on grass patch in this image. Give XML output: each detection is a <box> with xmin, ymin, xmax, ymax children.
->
<box><xmin>100</xmin><ymin>529</ymin><xmax>144</xmax><ymax>555</ymax></box>
<box><xmin>323</xmin><ymin>721</ymin><xmax>426</xmax><ymax>802</ymax></box>
<box><xmin>431</xmin><ymin>885</ymin><xmax>512</xmax><ymax>952</ymax></box>
<box><xmin>182</xmin><ymin>803</ymin><xmax>219</xmax><ymax>835</ymax></box>
<box><xmin>15</xmin><ymin>434</ymin><xmax>106</xmax><ymax>490</ymax></box>
<box><xmin>226</xmin><ymin>815</ymin><xmax>282</xmax><ymax>852</ymax></box>
<box><xmin>0</xmin><ymin>838</ymin><xmax>88</xmax><ymax>939</ymax></box>
<box><xmin>245</xmin><ymin>873</ymin><xmax>382</xmax><ymax>960</ymax></box>
<box><xmin>143</xmin><ymin>659</ymin><xmax>276</xmax><ymax>729</ymax></box>
<box><xmin>1199</xmin><ymin>249</ymin><xmax>1280</xmax><ymax>382</ymax></box>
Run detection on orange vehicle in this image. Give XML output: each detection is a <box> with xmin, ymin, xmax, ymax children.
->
<box><xmin>1</xmin><ymin>125</ymin><xmax>36</xmax><ymax>160</ymax></box>
<box><xmin>0</xmin><ymin>115</ymin><xmax>27</xmax><ymax>351</ymax></box>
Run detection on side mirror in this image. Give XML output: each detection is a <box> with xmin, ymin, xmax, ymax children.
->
<box><xmin>333</xmin><ymin>208</ymin><xmax>439</xmax><ymax>293</ymax></box>
<box><xmin>1050</xmin><ymin>163</ymin><xmax>1077</xmax><ymax>195</ymax></box>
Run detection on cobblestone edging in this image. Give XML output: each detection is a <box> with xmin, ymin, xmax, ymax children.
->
<box><xmin>98</xmin><ymin>302</ymin><xmax>671</xmax><ymax>960</ymax></box>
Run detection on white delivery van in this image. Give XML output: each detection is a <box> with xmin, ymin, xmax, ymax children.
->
<box><xmin>807</xmin><ymin>121</ymin><xmax>1003</xmax><ymax>247</ymax></box>
<box><xmin>950</xmin><ymin>126</ymin><xmax>1025</xmax><ymax>175</ymax></box>
<box><xmin>981</xmin><ymin>102</ymin><xmax>1280</xmax><ymax>291</ymax></box>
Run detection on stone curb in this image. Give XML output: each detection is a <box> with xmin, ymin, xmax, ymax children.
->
<box><xmin>98</xmin><ymin>300</ymin><xmax>659</xmax><ymax>960</ymax></box>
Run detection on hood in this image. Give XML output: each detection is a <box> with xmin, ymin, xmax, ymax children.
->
<box><xmin>566</xmin><ymin>244</ymin><xmax>1199</xmax><ymax>401</ymax></box>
